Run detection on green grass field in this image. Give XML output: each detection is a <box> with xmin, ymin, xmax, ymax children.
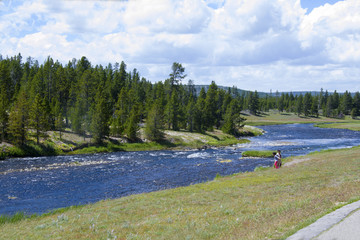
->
<box><xmin>241</xmin><ymin>150</ymin><xmax>274</xmax><ymax>158</ymax></box>
<box><xmin>315</xmin><ymin>121</ymin><xmax>360</xmax><ymax>131</ymax></box>
<box><xmin>1</xmin><ymin>146</ymin><xmax>359</xmax><ymax>239</ymax></box>
<box><xmin>244</xmin><ymin>111</ymin><xmax>347</xmax><ymax>126</ymax></box>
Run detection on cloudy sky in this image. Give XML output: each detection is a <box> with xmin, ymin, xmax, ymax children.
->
<box><xmin>1</xmin><ymin>0</ymin><xmax>359</xmax><ymax>92</ymax></box>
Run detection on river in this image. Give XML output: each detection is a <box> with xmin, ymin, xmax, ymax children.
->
<box><xmin>1</xmin><ymin>123</ymin><xmax>359</xmax><ymax>215</ymax></box>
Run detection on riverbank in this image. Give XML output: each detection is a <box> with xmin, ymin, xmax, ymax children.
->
<box><xmin>244</xmin><ymin>110</ymin><xmax>348</xmax><ymax>126</ymax></box>
<box><xmin>1</xmin><ymin>146</ymin><xmax>359</xmax><ymax>239</ymax></box>
<box><xmin>0</xmin><ymin>127</ymin><xmax>256</xmax><ymax>160</ymax></box>
<box><xmin>315</xmin><ymin>121</ymin><xmax>360</xmax><ymax>131</ymax></box>
<box><xmin>1</xmin><ymin>111</ymin><xmax>351</xmax><ymax>159</ymax></box>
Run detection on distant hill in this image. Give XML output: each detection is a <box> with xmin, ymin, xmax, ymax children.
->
<box><xmin>194</xmin><ymin>85</ymin><xmax>337</xmax><ymax>97</ymax></box>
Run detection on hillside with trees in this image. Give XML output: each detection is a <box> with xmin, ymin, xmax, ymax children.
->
<box><xmin>0</xmin><ymin>54</ymin><xmax>246</xmax><ymax>151</ymax></box>
<box><xmin>0</xmin><ymin>54</ymin><xmax>359</xmax><ymax>155</ymax></box>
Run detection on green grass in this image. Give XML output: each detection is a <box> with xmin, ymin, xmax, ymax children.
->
<box><xmin>315</xmin><ymin>121</ymin><xmax>360</xmax><ymax>131</ymax></box>
<box><xmin>245</xmin><ymin>111</ymin><xmax>347</xmax><ymax>126</ymax></box>
<box><xmin>0</xmin><ymin>141</ymin><xmax>61</xmax><ymax>160</ymax></box>
<box><xmin>0</xmin><ymin>213</ymin><xmax>30</xmax><ymax>225</ymax></box>
<box><xmin>1</xmin><ymin>146</ymin><xmax>360</xmax><ymax>239</ymax></box>
<box><xmin>242</xmin><ymin>150</ymin><xmax>275</xmax><ymax>158</ymax></box>
<box><xmin>1</xmin><ymin>128</ymin><xmax>251</xmax><ymax>159</ymax></box>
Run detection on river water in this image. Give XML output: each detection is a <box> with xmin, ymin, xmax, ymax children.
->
<box><xmin>1</xmin><ymin>124</ymin><xmax>359</xmax><ymax>215</ymax></box>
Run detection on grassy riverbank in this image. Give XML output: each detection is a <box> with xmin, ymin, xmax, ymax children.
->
<box><xmin>241</xmin><ymin>150</ymin><xmax>274</xmax><ymax>158</ymax></box>
<box><xmin>1</xmin><ymin>146</ymin><xmax>359</xmax><ymax>239</ymax></box>
<box><xmin>244</xmin><ymin>110</ymin><xmax>347</xmax><ymax>126</ymax></box>
<box><xmin>0</xmin><ymin>128</ymin><xmax>253</xmax><ymax>159</ymax></box>
<box><xmin>315</xmin><ymin>121</ymin><xmax>360</xmax><ymax>131</ymax></box>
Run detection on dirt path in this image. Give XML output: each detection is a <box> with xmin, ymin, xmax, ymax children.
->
<box><xmin>284</xmin><ymin>158</ymin><xmax>311</xmax><ymax>167</ymax></box>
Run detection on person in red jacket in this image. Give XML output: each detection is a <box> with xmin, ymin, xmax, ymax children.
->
<box><xmin>276</xmin><ymin>150</ymin><xmax>282</xmax><ymax>167</ymax></box>
<box><xmin>273</xmin><ymin>152</ymin><xmax>280</xmax><ymax>169</ymax></box>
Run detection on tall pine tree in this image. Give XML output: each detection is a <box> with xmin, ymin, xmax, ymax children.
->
<box><xmin>91</xmin><ymin>85</ymin><xmax>111</xmax><ymax>144</ymax></box>
<box><xmin>29</xmin><ymin>94</ymin><xmax>49</xmax><ymax>144</ymax></box>
<box><xmin>8</xmin><ymin>90</ymin><xmax>29</xmax><ymax>145</ymax></box>
<box><xmin>111</xmin><ymin>88</ymin><xmax>129</xmax><ymax>137</ymax></box>
<box><xmin>144</xmin><ymin>100</ymin><xmax>164</xmax><ymax>142</ymax></box>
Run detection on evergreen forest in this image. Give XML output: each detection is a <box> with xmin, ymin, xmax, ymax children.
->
<box><xmin>0</xmin><ymin>54</ymin><xmax>359</xmax><ymax>147</ymax></box>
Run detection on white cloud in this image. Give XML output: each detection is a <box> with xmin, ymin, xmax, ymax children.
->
<box><xmin>299</xmin><ymin>0</ymin><xmax>360</xmax><ymax>64</ymax></box>
<box><xmin>123</xmin><ymin>0</ymin><xmax>211</xmax><ymax>34</ymax></box>
<box><xmin>1</xmin><ymin>0</ymin><xmax>360</xmax><ymax>91</ymax></box>
<box><xmin>205</xmin><ymin>0</ymin><xmax>306</xmax><ymax>66</ymax></box>
<box><xmin>326</xmin><ymin>35</ymin><xmax>360</xmax><ymax>63</ymax></box>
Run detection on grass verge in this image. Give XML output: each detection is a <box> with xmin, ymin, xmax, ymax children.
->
<box><xmin>242</xmin><ymin>150</ymin><xmax>275</xmax><ymax>158</ymax></box>
<box><xmin>1</xmin><ymin>146</ymin><xmax>360</xmax><ymax>239</ymax></box>
<box><xmin>1</xmin><ymin>129</ymin><xmax>250</xmax><ymax>159</ymax></box>
<box><xmin>244</xmin><ymin>110</ymin><xmax>347</xmax><ymax>126</ymax></box>
<box><xmin>315</xmin><ymin>122</ymin><xmax>360</xmax><ymax>131</ymax></box>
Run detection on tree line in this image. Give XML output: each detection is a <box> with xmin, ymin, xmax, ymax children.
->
<box><xmin>0</xmin><ymin>54</ymin><xmax>246</xmax><ymax>146</ymax></box>
<box><xmin>245</xmin><ymin>89</ymin><xmax>360</xmax><ymax>118</ymax></box>
<box><xmin>1</xmin><ymin>54</ymin><xmax>358</xmax><ymax>147</ymax></box>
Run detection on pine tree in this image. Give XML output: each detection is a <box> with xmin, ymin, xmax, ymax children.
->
<box><xmin>325</xmin><ymin>96</ymin><xmax>333</xmax><ymax>117</ymax></box>
<box><xmin>353</xmin><ymin>92</ymin><xmax>360</xmax><ymax>116</ymax></box>
<box><xmin>70</xmin><ymin>69</ymin><xmax>95</xmax><ymax>138</ymax></box>
<box><xmin>164</xmin><ymin>91</ymin><xmax>180</xmax><ymax>130</ymax></box>
<box><xmin>222</xmin><ymin>105</ymin><xmax>236</xmax><ymax>135</ymax></box>
<box><xmin>29</xmin><ymin>94</ymin><xmax>49</xmax><ymax>144</ymax></box>
<box><xmin>278</xmin><ymin>93</ymin><xmax>285</xmax><ymax>112</ymax></box>
<box><xmin>289</xmin><ymin>92</ymin><xmax>295</xmax><ymax>112</ymax></box>
<box><xmin>185</xmin><ymin>96</ymin><xmax>196</xmax><ymax>132</ymax></box>
<box><xmin>351</xmin><ymin>108</ymin><xmax>357</xmax><ymax>119</ymax></box>
<box><xmin>215</xmin><ymin>89</ymin><xmax>225</xmax><ymax>129</ymax></box>
<box><xmin>43</xmin><ymin>56</ymin><xmax>55</xmax><ymax>102</ymax></box>
<box><xmin>76</xmin><ymin>56</ymin><xmax>91</xmax><ymax>78</ymax></box>
<box><xmin>125</xmin><ymin>105</ymin><xmax>140</xmax><ymax>141</ymax></box>
<box><xmin>303</xmin><ymin>93</ymin><xmax>312</xmax><ymax>116</ymax></box>
<box><xmin>222</xmin><ymin>99</ymin><xmax>245</xmax><ymax>136</ymax></box>
<box><xmin>322</xmin><ymin>90</ymin><xmax>329</xmax><ymax>116</ymax></box>
<box><xmin>248</xmin><ymin>91</ymin><xmax>260</xmax><ymax>115</ymax></box>
<box><xmin>0</xmin><ymin>61</ymin><xmax>11</xmax><ymax>142</ymax></box>
<box><xmin>170</xmin><ymin>91</ymin><xmax>180</xmax><ymax>131</ymax></box>
<box><xmin>332</xmin><ymin>90</ymin><xmax>340</xmax><ymax>111</ymax></box>
<box><xmin>194</xmin><ymin>88</ymin><xmax>206</xmax><ymax>132</ymax></box>
<box><xmin>169</xmin><ymin>62</ymin><xmax>186</xmax><ymax>87</ymax></box>
<box><xmin>91</xmin><ymin>85</ymin><xmax>111</xmax><ymax>144</ymax></box>
<box><xmin>341</xmin><ymin>91</ymin><xmax>353</xmax><ymax>115</ymax></box>
<box><xmin>204</xmin><ymin>81</ymin><xmax>218</xmax><ymax>130</ymax></box>
<box><xmin>56</xmin><ymin>66</ymin><xmax>70</xmax><ymax>126</ymax></box>
<box><xmin>8</xmin><ymin>90</ymin><xmax>29</xmax><ymax>145</ymax></box>
<box><xmin>221</xmin><ymin>91</ymin><xmax>232</xmax><ymax>117</ymax></box>
<box><xmin>0</xmin><ymin>91</ymin><xmax>8</xmax><ymax>142</ymax></box>
<box><xmin>9</xmin><ymin>54</ymin><xmax>23</xmax><ymax>98</ymax></box>
<box><xmin>42</xmin><ymin>97</ymin><xmax>52</xmax><ymax>129</ymax></box>
<box><xmin>71</xmin><ymin>97</ymin><xmax>86</xmax><ymax>135</ymax></box>
<box><xmin>144</xmin><ymin>100</ymin><xmax>164</xmax><ymax>142</ymax></box>
<box><xmin>296</xmin><ymin>95</ymin><xmax>303</xmax><ymax>116</ymax></box>
<box><xmin>111</xmin><ymin>88</ymin><xmax>129</xmax><ymax>137</ymax></box>
<box><xmin>311</xmin><ymin>96</ymin><xmax>319</xmax><ymax>117</ymax></box>
<box><xmin>111</xmin><ymin>61</ymin><xmax>126</xmax><ymax>102</ymax></box>
<box><xmin>55</xmin><ymin>112</ymin><xmax>65</xmax><ymax>140</ymax></box>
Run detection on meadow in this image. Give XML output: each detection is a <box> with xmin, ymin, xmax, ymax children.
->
<box><xmin>1</xmin><ymin>146</ymin><xmax>359</xmax><ymax>239</ymax></box>
<box><xmin>244</xmin><ymin>110</ymin><xmax>346</xmax><ymax>126</ymax></box>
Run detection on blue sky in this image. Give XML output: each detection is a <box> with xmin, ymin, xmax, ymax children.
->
<box><xmin>301</xmin><ymin>0</ymin><xmax>343</xmax><ymax>12</ymax></box>
<box><xmin>0</xmin><ymin>0</ymin><xmax>359</xmax><ymax>92</ymax></box>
